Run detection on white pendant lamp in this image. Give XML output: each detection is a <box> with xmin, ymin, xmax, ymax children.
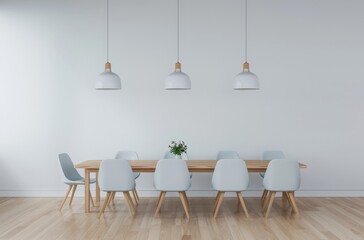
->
<box><xmin>95</xmin><ymin>0</ymin><xmax>121</xmax><ymax>90</ymax></box>
<box><xmin>165</xmin><ymin>0</ymin><xmax>191</xmax><ymax>90</ymax></box>
<box><xmin>234</xmin><ymin>0</ymin><xmax>259</xmax><ymax>90</ymax></box>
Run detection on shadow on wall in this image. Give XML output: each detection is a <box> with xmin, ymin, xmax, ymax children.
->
<box><xmin>0</xmin><ymin>156</ymin><xmax>20</xmax><ymax>193</ymax></box>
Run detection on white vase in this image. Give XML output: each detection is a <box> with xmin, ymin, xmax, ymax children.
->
<box><xmin>174</xmin><ymin>154</ymin><xmax>182</xmax><ymax>159</ymax></box>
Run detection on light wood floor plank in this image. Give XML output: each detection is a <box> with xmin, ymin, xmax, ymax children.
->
<box><xmin>0</xmin><ymin>197</ymin><xmax>364</xmax><ymax>239</ymax></box>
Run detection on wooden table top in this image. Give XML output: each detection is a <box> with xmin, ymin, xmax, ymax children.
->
<box><xmin>75</xmin><ymin>160</ymin><xmax>307</xmax><ymax>173</ymax></box>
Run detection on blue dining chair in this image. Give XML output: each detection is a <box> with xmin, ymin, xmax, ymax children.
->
<box><xmin>98</xmin><ymin>159</ymin><xmax>136</xmax><ymax>218</ymax></box>
<box><xmin>216</xmin><ymin>151</ymin><xmax>240</xmax><ymax>160</ymax></box>
<box><xmin>58</xmin><ymin>153</ymin><xmax>96</xmax><ymax>210</ymax></box>
<box><xmin>212</xmin><ymin>159</ymin><xmax>249</xmax><ymax>218</ymax></box>
<box><xmin>262</xmin><ymin>159</ymin><xmax>301</xmax><ymax>218</ymax></box>
<box><xmin>154</xmin><ymin>159</ymin><xmax>191</xmax><ymax>219</ymax></box>
<box><xmin>115</xmin><ymin>151</ymin><xmax>140</xmax><ymax>204</ymax></box>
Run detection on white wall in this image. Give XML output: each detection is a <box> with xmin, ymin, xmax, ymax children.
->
<box><xmin>0</xmin><ymin>0</ymin><xmax>363</xmax><ymax>197</ymax></box>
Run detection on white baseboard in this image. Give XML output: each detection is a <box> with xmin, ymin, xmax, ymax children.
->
<box><xmin>0</xmin><ymin>188</ymin><xmax>364</xmax><ymax>197</ymax></box>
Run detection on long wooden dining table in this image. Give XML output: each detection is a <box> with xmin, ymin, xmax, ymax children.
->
<box><xmin>75</xmin><ymin>160</ymin><xmax>307</xmax><ymax>213</ymax></box>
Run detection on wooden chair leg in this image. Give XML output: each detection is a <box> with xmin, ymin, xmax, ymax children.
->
<box><xmin>134</xmin><ymin>188</ymin><xmax>139</xmax><ymax>201</ymax></box>
<box><xmin>213</xmin><ymin>192</ymin><xmax>222</xmax><ymax>213</ymax></box>
<box><xmin>264</xmin><ymin>192</ymin><xmax>276</xmax><ymax>218</ymax></box>
<box><xmin>214</xmin><ymin>191</ymin><xmax>221</xmax><ymax>204</ymax></box>
<box><xmin>89</xmin><ymin>190</ymin><xmax>95</xmax><ymax>207</ymax></box>
<box><xmin>95</xmin><ymin>172</ymin><xmax>100</xmax><ymax>206</ymax></box>
<box><xmin>282</xmin><ymin>192</ymin><xmax>288</xmax><ymax>205</ymax></box>
<box><xmin>179</xmin><ymin>192</ymin><xmax>190</xmax><ymax>219</ymax></box>
<box><xmin>182</xmin><ymin>191</ymin><xmax>189</xmax><ymax>209</ymax></box>
<box><xmin>98</xmin><ymin>192</ymin><xmax>111</xmax><ymax>219</ymax></box>
<box><xmin>213</xmin><ymin>191</ymin><xmax>224</xmax><ymax>218</ymax></box>
<box><xmin>155</xmin><ymin>192</ymin><xmax>163</xmax><ymax>209</ymax></box>
<box><xmin>154</xmin><ymin>191</ymin><xmax>166</xmax><ymax>216</ymax></box>
<box><xmin>262</xmin><ymin>191</ymin><xmax>272</xmax><ymax>212</ymax></box>
<box><xmin>287</xmin><ymin>192</ymin><xmax>299</xmax><ymax>215</ymax></box>
<box><xmin>261</xmin><ymin>189</ymin><xmax>268</xmax><ymax>206</ymax></box>
<box><xmin>107</xmin><ymin>192</ymin><xmax>115</xmax><ymax>206</ymax></box>
<box><xmin>123</xmin><ymin>192</ymin><xmax>134</xmax><ymax>217</ymax></box>
<box><xmin>285</xmin><ymin>191</ymin><xmax>294</xmax><ymax>212</ymax></box>
<box><xmin>69</xmin><ymin>185</ymin><xmax>77</xmax><ymax>206</ymax></box>
<box><xmin>126</xmin><ymin>192</ymin><xmax>136</xmax><ymax>210</ymax></box>
<box><xmin>112</xmin><ymin>192</ymin><xmax>115</xmax><ymax>203</ymax></box>
<box><xmin>60</xmin><ymin>185</ymin><xmax>73</xmax><ymax>210</ymax></box>
<box><xmin>236</xmin><ymin>192</ymin><xmax>249</xmax><ymax>217</ymax></box>
<box><xmin>132</xmin><ymin>188</ymin><xmax>139</xmax><ymax>206</ymax></box>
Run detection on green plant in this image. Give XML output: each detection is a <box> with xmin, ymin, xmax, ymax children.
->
<box><xmin>168</xmin><ymin>141</ymin><xmax>187</xmax><ymax>156</ymax></box>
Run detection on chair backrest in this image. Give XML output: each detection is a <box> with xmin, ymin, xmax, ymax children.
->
<box><xmin>263</xmin><ymin>159</ymin><xmax>300</xmax><ymax>191</ymax></box>
<box><xmin>154</xmin><ymin>159</ymin><xmax>191</xmax><ymax>191</ymax></box>
<box><xmin>212</xmin><ymin>159</ymin><xmax>249</xmax><ymax>191</ymax></box>
<box><xmin>98</xmin><ymin>159</ymin><xmax>135</xmax><ymax>192</ymax></box>
<box><xmin>115</xmin><ymin>151</ymin><xmax>139</xmax><ymax>160</ymax></box>
<box><xmin>216</xmin><ymin>151</ymin><xmax>240</xmax><ymax>160</ymax></box>
<box><xmin>59</xmin><ymin>153</ymin><xmax>83</xmax><ymax>181</ymax></box>
<box><xmin>163</xmin><ymin>151</ymin><xmax>189</xmax><ymax>160</ymax></box>
<box><xmin>262</xmin><ymin>150</ymin><xmax>285</xmax><ymax>160</ymax></box>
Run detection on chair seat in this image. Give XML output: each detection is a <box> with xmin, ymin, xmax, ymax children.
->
<box><xmin>65</xmin><ymin>178</ymin><xmax>96</xmax><ymax>185</ymax></box>
<box><xmin>154</xmin><ymin>182</ymin><xmax>191</xmax><ymax>192</ymax></box>
<box><xmin>260</xmin><ymin>151</ymin><xmax>286</xmax><ymax>179</ymax></box>
<box><xmin>154</xmin><ymin>159</ymin><xmax>192</xmax><ymax>191</ymax></box>
<box><xmin>102</xmin><ymin>182</ymin><xmax>136</xmax><ymax>192</ymax></box>
<box><xmin>163</xmin><ymin>152</ymin><xmax>192</xmax><ymax>178</ymax></box>
<box><xmin>115</xmin><ymin>151</ymin><xmax>140</xmax><ymax>180</ymax></box>
<box><xmin>263</xmin><ymin>186</ymin><xmax>298</xmax><ymax>192</ymax></box>
<box><xmin>263</xmin><ymin>159</ymin><xmax>300</xmax><ymax>192</ymax></box>
<box><xmin>213</xmin><ymin>187</ymin><xmax>247</xmax><ymax>192</ymax></box>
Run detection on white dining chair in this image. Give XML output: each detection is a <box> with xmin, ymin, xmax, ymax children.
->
<box><xmin>211</xmin><ymin>159</ymin><xmax>250</xmax><ymax>218</ymax></box>
<box><xmin>216</xmin><ymin>151</ymin><xmax>240</xmax><ymax>160</ymax></box>
<box><xmin>262</xmin><ymin>159</ymin><xmax>301</xmax><ymax>218</ymax></box>
<box><xmin>154</xmin><ymin>159</ymin><xmax>191</xmax><ymax>219</ymax></box>
<box><xmin>260</xmin><ymin>151</ymin><xmax>286</xmax><ymax>204</ymax></box>
<box><xmin>260</xmin><ymin>150</ymin><xmax>286</xmax><ymax>178</ymax></box>
<box><xmin>115</xmin><ymin>151</ymin><xmax>140</xmax><ymax>204</ymax></box>
<box><xmin>58</xmin><ymin>153</ymin><xmax>96</xmax><ymax>210</ymax></box>
<box><xmin>98</xmin><ymin>159</ymin><xmax>136</xmax><ymax>218</ymax></box>
<box><xmin>163</xmin><ymin>151</ymin><xmax>192</xmax><ymax>178</ymax></box>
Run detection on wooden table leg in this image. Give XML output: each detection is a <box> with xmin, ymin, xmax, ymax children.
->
<box><xmin>85</xmin><ymin>169</ymin><xmax>90</xmax><ymax>213</ymax></box>
<box><xmin>95</xmin><ymin>171</ymin><xmax>100</xmax><ymax>206</ymax></box>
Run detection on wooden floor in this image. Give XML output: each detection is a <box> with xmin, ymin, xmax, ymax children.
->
<box><xmin>0</xmin><ymin>197</ymin><xmax>363</xmax><ymax>240</ymax></box>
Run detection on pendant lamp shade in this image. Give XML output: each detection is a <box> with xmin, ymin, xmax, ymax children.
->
<box><xmin>165</xmin><ymin>62</ymin><xmax>191</xmax><ymax>90</ymax></box>
<box><xmin>95</xmin><ymin>62</ymin><xmax>121</xmax><ymax>90</ymax></box>
<box><xmin>165</xmin><ymin>0</ymin><xmax>191</xmax><ymax>90</ymax></box>
<box><xmin>234</xmin><ymin>62</ymin><xmax>259</xmax><ymax>90</ymax></box>
<box><xmin>234</xmin><ymin>0</ymin><xmax>259</xmax><ymax>90</ymax></box>
<box><xmin>95</xmin><ymin>0</ymin><xmax>121</xmax><ymax>90</ymax></box>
